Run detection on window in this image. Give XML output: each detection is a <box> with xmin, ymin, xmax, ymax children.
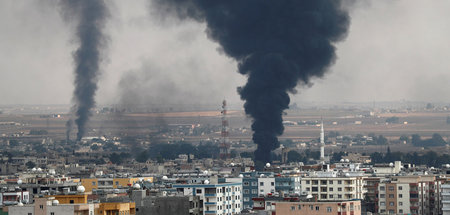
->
<box><xmin>252</xmin><ymin>189</ymin><xmax>257</xmax><ymax>194</ymax></box>
<box><xmin>298</xmin><ymin>205</ymin><xmax>301</xmax><ymax>210</ymax></box>
<box><xmin>380</xmin><ymin>202</ymin><xmax>385</xmax><ymax>206</ymax></box>
<box><xmin>399</xmin><ymin>202</ymin><xmax>403</xmax><ymax>206</ymax></box>
<box><xmin>399</xmin><ymin>194</ymin><xmax>403</xmax><ymax>198</ymax></box>
<box><xmin>338</xmin><ymin>180</ymin><xmax>342</xmax><ymax>184</ymax></box>
<box><xmin>92</xmin><ymin>181</ymin><xmax>96</xmax><ymax>186</ymax></box>
<box><xmin>329</xmin><ymin>180</ymin><xmax>333</xmax><ymax>184</ymax></box>
<box><xmin>291</xmin><ymin>206</ymin><xmax>295</xmax><ymax>211</ymax></box>
<box><xmin>260</xmin><ymin>189</ymin><xmax>264</xmax><ymax>193</ymax></box>
<box><xmin>271</xmin><ymin>182</ymin><xmax>275</xmax><ymax>186</ymax></box>
<box><xmin>388</xmin><ymin>186</ymin><xmax>394</xmax><ymax>191</ymax></box>
<box><xmin>116</xmin><ymin>181</ymin><xmax>119</xmax><ymax>185</ymax></box>
<box><xmin>70</xmin><ymin>200</ymin><xmax>74</xmax><ymax>204</ymax></box>
<box><xmin>316</xmin><ymin>206</ymin><xmax>320</xmax><ymax>211</ymax></box>
<box><xmin>306</xmin><ymin>188</ymin><xmax>310</xmax><ymax>191</ymax></box>
<box><xmin>399</xmin><ymin>209</ymin><xmax>403</xmax><ymax>213</ymax></box>
<box><xmin>40</xmin><ymin>205</ymin><xmax>43</xmax><ymax>209</ymax></box>
<box><xmin>51</xmin><ymin>213</ymin><xmax>54</xmax><ymax>215</ymax></box>
<box><xmin>338</xmin><ymin>194</ymin><xmax>342</xmax><ymax>199</ymax></box>
<box><xmin>244</xmin><ymin>189</ymin><xmax>249</xmax><ymax>194</ymax></box>
<box><xmin>306</xmin><ymin>181</ymin><xmax>310</xmax><ymax>184</ymax></box>
<box><xmin>398</xmin><ymin>186</ymin><xmax>402</xmax><ymax>190</ymax></box>
<box><xmin>310</xmin><ymin>205</ymin><xmax>314</xmax><ymax>210</ymax></box>
<box><xmin>312</xmin><ymin>187</ymin><xmax>318</xmax><ymax>192</ymax></box>
<box><xmin>251</xmin><ymin>182</ymin><xmax>257</xmax><ymax>186</ymax></box>
<box><xmin>260</xmin><ymin>182</ymin><xmax>264</xmax><ymax>186</ymax></box>
<box><xmin>244</xmin><ymin>197</ymin><xmax>249</xmax><ymax>202</ymax></box>
<box><xmin>380</xmin><ymin>194</ymin><xmax>385</xmax><ymax>198</ymax></box>
<box><xmin>196</xmin><ymin>189</ymin><xmax>202</xmax><ymax>194</ymax></box>
<box><xmin>28</xmin><ymin>213</ymin><xmax>32</xmax><ymax>215</ymax></box>
<box><xmin>243</xmin><ymin>182</ymin><xmax>249</xmax><ymax>186</ymax></box>
<box><xmin>329</xmin><ymin>188</ymin><xmax>333</xmax><ymax>192</ymax></box>
<box><xmin>389</xmin><ymin>194</ymin><xmax>394</xmax><ymax>198</ymax></box>
<box><xmin>380</xmin><ymin>186</ymin><xmax>385</xmax><ymax>191</ymax></box>
<box><xmin>327</xmin><ymin>207</ymin><xmax>332</xmax><ymax>212</ymax></box>
<box><xmin>389</xmin><ymin>202</ymin><xmax>394</xmax><ymax>206</ymax></box>
<box><xmin>338</xmin><ymin>188</ymin><xmax>342</xmax><ymax>191</ymax></box>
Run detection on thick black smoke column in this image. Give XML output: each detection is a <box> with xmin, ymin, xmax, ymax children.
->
<box><xmin>60</xmin><ymin>0</ymin><xmax>109</xmax><ymax>141</ymax></box>
<box><xmin>154</xmin><ymin>0</ymin><xmax>350</xmax><ymax>168</ymax></box>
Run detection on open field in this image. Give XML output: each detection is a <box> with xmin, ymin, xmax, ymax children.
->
<box><xmin>1</xmin><ymin>108</ymin><xmax>450</xmax><ymax>154</ymax></box>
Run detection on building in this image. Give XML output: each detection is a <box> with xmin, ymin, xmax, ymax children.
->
<box><xmin>173</xmin><ymin>180</ymin><xmax>242</xmax><ymax>215</ymax></box>
<box><xmin>275</xmin><ymin>200</ymin><xmax>362</xmax><ymax>215</ymax></box>
<box><xmin>0</xmin><ymin>188</ymin><xmax>30</xmax><ymax>206</ymax></box>
<box><xmin>376</xmin><ymin>175</ymin><xmax>442</xmax><ymax>215</ymax></box>
<box><xmin>9</xmin><ymin>196</ymin><xmax>97</xmax><ymax>215</ymax></box>
<box><xmin>301</xmin><ymin>172</ymin><xmax>366</xmax><ymax>201</ymax></box>
<box><xmin>442</xmin><ymin>184</ymin><xmax>450</xmax><ymax>215</ymax></box>
<box><xmin>131</xmin><ymin>189</ymin><xmax>201</xmax><ymax>215</ymax></box>
<box><xmin>80</xmin><ymin>177</ymin><xmax>154</xmax><ymax>192</ymax></box>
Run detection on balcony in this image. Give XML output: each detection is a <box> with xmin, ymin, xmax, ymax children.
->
<box><xmin>410</xmin><ymin>206</ymin><xmax>419</xmax><ymax>210</ymax></box>
<box><xmin>205</xmin><ymin>202</ymin><xmax>216</xmax><ymax>205</ymax></box>
<box><xmin>410</xmin><ymin>198</ymin><xmax>419</xmax><ymax>202</ymax></box>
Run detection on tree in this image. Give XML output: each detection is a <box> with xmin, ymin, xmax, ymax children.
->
<box><xmin>411</xmin><ymin>134</ymin><xmax>422</xmax><ymax>146</ymax></box>
<box><xmin>287</xmin><ymin>151</ymin><xmax>303</xmax><ymax>163</ymax></box>
<box><xmin>26</xmin><ymin>161</ymin><xmax>36</xmax><ymax>169</ymax></box>
<box><xmin>399</xmin><ymin>135</ymin><xmax>409</xmax><ymax>143</ymax></box>
<box><xmin>136</xmin><ymin>150</ymin><xmax>149</xmax><ymax>163</ymax></box>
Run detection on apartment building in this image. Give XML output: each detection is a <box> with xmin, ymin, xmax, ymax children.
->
<box><xmin>275</xmin><ymin>200</ymin><xmax>362</xmax><ymax>215</ymax></box>
<box><xmin>173</xmin><ymin>181</ymin><xmax>242</xmax><ymax>215</ymax></box>
<box><xmin>376</xmin><ymin>175</ymin><xmax>442</xmax><ymax>215</ymax></box>
<box><xmin>300</xmin><ymin>172</ymin><xmax>366</xmax><ymax>201</ymax></box>
<box><xmin>442</xmin><ymin>184</ymin><xmax>450</xmax><ymax>215</ymax></box>
<box><xmin>80</xmin><ymin>177</ymin><xmax>154</xmax><ymax>192</ymax></box>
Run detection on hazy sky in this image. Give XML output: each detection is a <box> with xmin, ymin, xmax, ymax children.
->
<box><xmin>1</xmin><ymin>0</ymin><xmax>450</xmax><ymax>107</ymax></box>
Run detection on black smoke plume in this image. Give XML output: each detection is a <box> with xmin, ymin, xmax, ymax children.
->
<box><xmin>65</xmin><ymin>118</ymin><xmax>73</xmax><ymax>143</ymax></box>
<box><xmin>60</xmin><ymin>0</ymin><xmax>109</xmax><ymax>141</ymax></box>
<box><xmin>153</xmin><ymin>0</ymin><xmax>350</xmax><ymax>168</ymax></box>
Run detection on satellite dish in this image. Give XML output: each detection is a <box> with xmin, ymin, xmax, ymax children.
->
<box><xmin>266</xmin><ymin>163</ymin><xmax>271</xmax><ymax>168</ymax></box>
<box><xmin>162</xmin><ymin>176</ymin><xmax>168</xmax><ymax>180</ymax></box>
<box><xmin>239</xmin><ymin>174</ymin><xmax>244</xmax><ymax>178</ymax></box>
<box><xmin>133</xmin><ymin>184</ymin><xmax>141</xmax><ymax>189</ymax></box>
<box><xmin>17</xmin><ymin>179</ymin><xmax>23</xmax><ymax>185</ymax></box>
<box><xmin>77</xmin><ymin>186</ymin><xmax>85</xmax><ymax>193</ymax></box>
<box><xmin>306</xmin><ymin>194</ymin><xmax>313</xmax><ymax>199</ymax></box>
<box><xmin>204</xmin><ymin>180</ymin><xmax>210</xmax><ymax>185</ymax></box>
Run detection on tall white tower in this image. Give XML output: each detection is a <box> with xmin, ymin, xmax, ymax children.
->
<box><xmin>320</xmin><ymin>119</ymin><xmax>325</xmax><ymax>160</ymax></box>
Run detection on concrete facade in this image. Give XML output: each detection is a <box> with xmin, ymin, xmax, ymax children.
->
<box><xmin>275</xmin><ymin>200</ymin><xmax>362</xmax><ymax>215</ymax></box>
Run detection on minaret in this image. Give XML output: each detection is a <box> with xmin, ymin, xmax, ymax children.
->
<box><xmin>320</xmin><ymin>119</ymin><xmax>325</xmax><ymax>161</ymax></box>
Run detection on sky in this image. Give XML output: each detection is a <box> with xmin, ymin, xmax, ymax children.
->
<box><xmin>1</xmin><ymin>0</ymin><xmax>450</xmax><ymax>107</ymax></box>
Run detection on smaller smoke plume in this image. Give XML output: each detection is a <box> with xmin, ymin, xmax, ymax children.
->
<box><xmin>65</xmin><ymin>118</ymin><xmax>73</xmax><ymax>143</ymax></box>
<box><xmin>59</xmin><ymin>0</ymin><xmax>109</xmax><ymax>141</ymax></box>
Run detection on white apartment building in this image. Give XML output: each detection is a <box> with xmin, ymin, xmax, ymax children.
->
<box><xmin>258</xmin><ymin>177</ymin><xmax>275</xmax><ymax>196</ymax></box>
<box><xmin>174</xmin><ymin>181</ymin><xmax>242</xmax><ymax>215</ymax></box>
<box><xmin>301</xmin><ymin>172</ymin><xmax>366</xmax><ymax>201</ymax></box>
<box><xmin>442</xmin><ymin>184</ymin><xmax>450</xmax><ymax>215</ymax></box>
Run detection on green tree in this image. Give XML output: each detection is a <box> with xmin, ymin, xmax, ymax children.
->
<box><xmin>287</xmin><ymin>151</ymin><xmax>303</xmax><ymax>162</ymax></box>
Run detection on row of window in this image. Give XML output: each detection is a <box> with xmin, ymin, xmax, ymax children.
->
<box><xmin>305</xmin><ymin>187</ymin><xmax>352</xmax><ymax>192</ymax></box>
<box><xmin>290</xmin><ymin>205</ymin><xmax>333</xmax><ymax>212</ymax></box>
<box><xmin>379</xmin><ymin>193</ymin><xmax>404</xmax><ymax>198</ymax></box>
<box><xmin>305</xmin><ymin>180</ymin><xmax>355</xmax><ymax>185</ymax></box>
<box><xmin>243</xmin><ymin>181</ymin><xmax>275</xmax><ymax>186</ymax></box>
<box><xmin>379</xmin><ymin>201</ymin><xmax>404</xmax><ymax>206</ymax></box>
<box><xmin>379</xmin><ymin>185</ymin><xmax>402</xmax><ymax>191</ymax></box>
